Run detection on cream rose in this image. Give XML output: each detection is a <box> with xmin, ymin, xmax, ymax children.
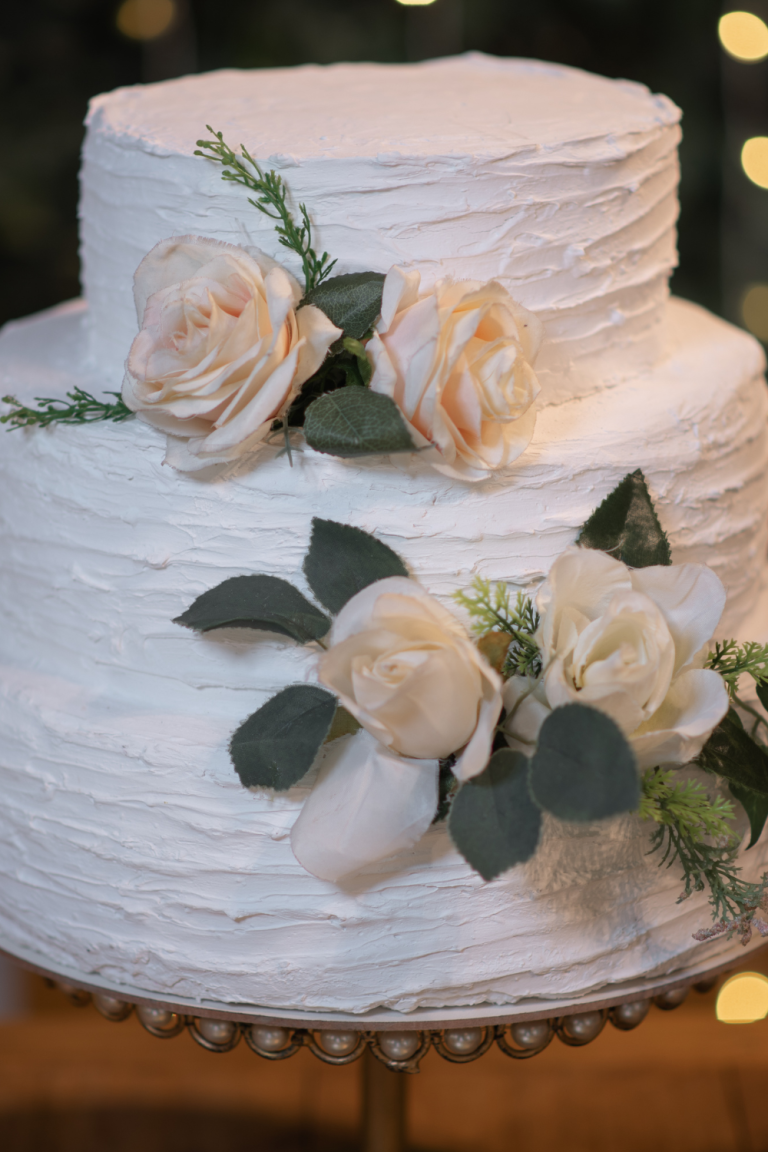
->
<box><xmin>367</xmin><ymin>266</ymin><xmax>542</xmax><ymax>480</ymax></box>
<box><xmin>318</xmin><ymin>576</ymin><xmax>502</xmax><ymax>780</ymax></box>
<box><xmin>503</xmin><ymin>548</ymin><xmax>729</xmax><ymax>769</ymax></box>
<box><xmin>122</xmin><ymin>236</ymin><xmax>341</xmax><ymax>471</ymax></box>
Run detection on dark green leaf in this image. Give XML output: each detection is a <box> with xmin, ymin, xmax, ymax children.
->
<box><xmin>448</xmin><ymin>750</ymin><xmax>542</xmax><ymax>881</ymax></box>
<box><xmin>757</xmin><ymin>682</ymin><xmax>768</xmax><ymax>713</ymax></box>
<box><xmin>281</xmin><ymin>344</ymin><xmax>371</xmax><ymax>429</ymax></box>
<box><xmin>698</xmin><ymin>708</ymin><xmax>768</xmax><ymax>798</ymax></box>
<box><xmin>303</xmin><ymin>271</ymin><xmax>386</xmax><ymax>339</ymax></box>
<box><xmin>433</xmin><ymin>755</ymin><xmax>459</xmax><ymax>824</ymax></box>
<box><xmin>577</xmin><ymin>469</ymin><xmax>671</xmax><ymax>568</ymax></box>
<box><xmin>729</xmin><ymin>782</ymin><xmax>768</xmax><ymax>849</ymax></box>
<box><xmin>303</xmin><ymin>387</ymin><xmax>415</xmax><ymax>458</ymax></box>
<box><xmin>303</xmin><ymin>517</ymin><xmax>408</xmax><ymax>614</ymax></box>
<box><xmin>324</xmin><ymin>705</ymin><xmax>361</xmax><ymax>743</ymax></box>
<box><xmin>174</xmin><ymin>575</ymin><xmax>330</xmax><ymax>644</ymax></box>
<box><xmin>230</xmin><ymin>685</ymin><xmax>337</xmax><ymax>791</ymax></box>
<box><xmin>529</xmin><ymin>703</ymin><xmax>640</xmax><ymax>821</ymax></box>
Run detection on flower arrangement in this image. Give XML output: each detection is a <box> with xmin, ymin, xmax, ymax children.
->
<box><xmin>177</xmin><ymin>468</ymin><xmax>768</xmax><ymax>939</ymax></box>
<box><xmin>3</xmin><ymin>128</ymin><xmax>542</xmax><ymax>481</ymax></box>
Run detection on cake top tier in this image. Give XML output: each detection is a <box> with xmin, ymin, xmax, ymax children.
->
<box><xmin>88</xmin><ymin>53</ymin><xmax>679</xmax><ymax>161</ymax></box>
<box><xmin>81</xmin><ymin>54</ymin><xmax>681</xmax><ymax>404</ymax></box>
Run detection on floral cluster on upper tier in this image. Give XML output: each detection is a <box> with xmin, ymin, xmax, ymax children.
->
<box><xmin>176</xmin><ymin>469</ymin><xmax>768</xmax><ymax>942</ymax></box>
<box><xmin>118</xmin><ymin>128</ymin><xmax>542</xmax><ymax>479</ymax></box>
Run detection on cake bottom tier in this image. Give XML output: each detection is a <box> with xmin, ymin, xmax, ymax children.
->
<box><xmin>0</xmin><ymin>296</ymin><xmax>767</xmax><ymax>1015</ymax></box>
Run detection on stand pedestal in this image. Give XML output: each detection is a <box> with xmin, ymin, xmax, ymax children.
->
<box><xmin>363</xmin><ymin>1051</ymin><xmax>406</xmax><ymax>1152</ymax></box>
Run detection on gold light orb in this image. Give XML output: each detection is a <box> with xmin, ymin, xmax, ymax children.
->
<box><xmin>395</xmin><ymin>0</ymin><xmax>439</xmax><ymax>6</ymax></box>
<box><xmin>116</xmin><ymin>0</ymin><xmax>176</xmax><ymax>41</ymax></box>
<box><xmin>741</xmin><ymin>136</ymin><xmax>768</xmax><ymax>188</ymax></box>
<box><xmin>716</xmin><ymin>972</ymin><xmax>768</xmax><ymax>1023</ymax></box>
<box><xmin>741</xmin><ymin>283</ymin><xmax>768</xmax><ymax>340</ymax></box>
<box><xmin>719</xmin><ymin>11</ymin><xmax>768</xmax><ymax>61</ymax></box>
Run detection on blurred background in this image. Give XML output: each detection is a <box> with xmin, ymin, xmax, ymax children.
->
<box><xmin>2</xmin><ymin>0</ymin><xmax>768</xmax><ymax>341</ymax></box>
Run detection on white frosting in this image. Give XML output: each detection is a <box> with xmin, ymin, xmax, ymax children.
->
<box><xmin>0</xmin><ymin>296</ymin><xmax>766</xmax><ymax>1013</ymax></box>
<box><xmin>80</xmin><ymin>54</ymin><xmax>681</xmax><ymax>404</ymax></box>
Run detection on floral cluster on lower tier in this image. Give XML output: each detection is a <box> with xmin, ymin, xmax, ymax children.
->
<box><xmin>177</xmin><ymin>469</ymin><xmax>768</xmax><ymax>939</ymax></box>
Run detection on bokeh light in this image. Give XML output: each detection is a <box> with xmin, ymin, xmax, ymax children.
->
<box><xmin>716</xmin><ymin>972</ymin><xmax>768</xmax><ymax>1023</ymax></box>
<box><xmin>395</xmin><ymin>0</ymin><xmax>439</xmax><ymax>6</ymax></box>
<box><xmin>719</xmin><ymin>10</ymin><xmax>768</xmax><ymax>60</ymax></box>
<box><xmin>116</xmin><ymin>0</ymin><xmax>176</xmax><ymax>41</ymax></box>
<box><xmin>741</xmin><ymin>284</ymin><xmax>768</xmax><ymax>339</ymax></box>
<box><xmin>741</xmin><ymin>136</ymin><xmax>768</xmax><ymax>187</ymax></box>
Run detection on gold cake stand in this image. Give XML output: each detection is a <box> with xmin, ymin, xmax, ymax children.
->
<box><xmin>3</xmin><ymin>939</ymin><xmax>759</xmax><ymax>1152</ymax></box>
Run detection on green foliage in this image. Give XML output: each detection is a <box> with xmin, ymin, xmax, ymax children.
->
<box><xmin>304</xmin><ymin>272</ymin><xmax>386</xmax><ymax>339</ymax></box>
<box><xmin>303</xmin><ymin>386</ymin><xmax>414</xmax><ymax>458</ymax></box>
<box><xmin>696</xmin><ymin>709</ymin><xmax>768</xmax><ymax>848</ymax></box>
<box><xmin>448</xmin><ymin>750</ymin><xmax>542</xmax><ymax>881</ymax></box>
<box><xmin>174</xmin><ymin>574</ymin><xmax>330</xmax><ymax>644</ymax></box>
<box><xmin>229</xmin><ymin>685</ymin><xmax>337</xmax><ymax>791</ymax></box>
<box><xmin>577</xmin><ymin>469</ymin><xmax>671</xmax><ymax>568</ymax></box>
<box><xmin>707</xmin><ymin>639</ymin><xmax>768</xmax><ymax>695</ymax></box>
<box><xmin>641</xmin><ymin>765</ymin><xmax>768</xmax><ymax>923</ymax></box>
<box><xmin>195</xmin><ymin>127</ymin><xmax>335</xmax><ymax>293</ymax></box>
<box><xmin>277</xmin><ymin>338</ymin><xmax>373</xmax><ymax>431</ymax></box>
<box><xmin>303</xmin><ymin>517</ymin><xmax>408</xmax><ymax>615</ymax></box>
<box><xmin>529</xmin><ymin>703</ymin><xmax>640</xmax><ymax>822</ymax></box>
<box><xmin>453</xmin><ymin>579</ymin><xmax>542</xmax><ymax>678</ymax></box>
<box><xmin>1</xmin><ymin>389</ymin><xmax>132</xmax><ymax>429</ymax></box>
<box><xmin>324</xmin><ymin>705</ymin><xmax>361</xmax><ymax>744</ymax></box>
<box><xmin>433</xmin><ymin>755</ymin><xmax>459</xmax><ymax>824</ymax></box>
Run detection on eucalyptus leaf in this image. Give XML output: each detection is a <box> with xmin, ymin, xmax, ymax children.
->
<box><xmin>303</xmin><ymin>517</ymin><xmax>409</xmax><ymax>614</ymax></box>
<box><xmin>324</xmin><ymin>705</ymin><xmax>362</xmax><ymax>743</ymax></box>
<box><xmin>448</xmin><ymin>750</ymin><xmax>542</xmax><ymax>881</ymax></box>
<box><xmin>577</xmin><ymin>469</ymin><xmax>671</xmax><ymax>568</ymax></box>
<box><xmin>304</xmin><ymin>387</ymin><xmax>415</xmax><ymax>458</ymax></box>
<box><xmin>303</xmin><ymin>271</ymin><xmax>386</xmax><ymax>339</ymax></box>
<box><xmin>230</xmin><ymin>685</ymin><xmax>337</xmax><ymax>791</ymax></box>
<box><xmin>529</xmin><ymin>703</ymin><xmax>640</xmax><ymax>821</ymax></box>
<box><xmin>174</xmin><ymin>574</ymin><xmax>330</xmax><ymax>644</ymax></box>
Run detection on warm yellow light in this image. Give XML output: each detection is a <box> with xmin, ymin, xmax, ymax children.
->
<box><xmin>716</xmin><ymin>972</ymin><xmax>768</xmax><ymax>1023</ymax></box>
<box><xmin>395</xmin><ymin>0</ymin><xmax>439</xmax><ymax>6</ymax></box>
<box><xmin>742</xmin><ymin>136</ymin><xmax>768</xmax><ymax>187</ymax></box>
<box><xmin>742</xmin><ymin>284</ymin><xmax>768</xmax><ymax>340</ymax></box>
<box><xmin>719</xmin><ymin>11</ymin><xmax>768</xmax><ymax>61</ymax></box>
<box><xmin>116</xmin><ymin>0</ymin><xmax>176</xmax><ymax>41</ymax></box>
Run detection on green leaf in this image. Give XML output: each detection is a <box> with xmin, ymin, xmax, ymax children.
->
<box><xmin>230</xmin><ymin>685</ymin><xmax>337</xmax><ymax>791</ymax></box>
<box><xmin>174</xmin><ymin>575</ymin><xmax>330</xmax><ymax>644</ymax></box>
<box><xmin>529</xmin><ymin>703</ymin><xmax>640</xmax><ymax>821</ymax></box>
<box><xmin>324</xmin><ymin>705</ymin><xmax>361</xmax><ymax>743</ymax></box>
<box><xmin>698</xmin><ymin>709</ymin><xmax>768</xmax><ymax>847</ymax></box>
<box><xmin>448</xmin><ymin>750</ymin><xmax>542</xmax><ymax>881</ymax></box>
<box><xmin>729</xmin><ymin>782</ymin><xmax>768</xmax><ymax>849</ymax></box>
<box><xmin>282</xmin><ymin>342</ymin><xmax>372</xmax><ymax>429</ymax></box>
<box><xmin>303</xmin><ymin>387</ymin><xmax>415</xmax><ymax>458</ymax></box>
<box><xmin>757</xmin><ymin>682</ymin><xmax>768</xmax><ymax>713</ymax></box>
<box><xmin>303</xmin><ymin>517</ymin><xmax>409</xmax><ymax>615</ymax></box>
<box><xmin>303</xmin><ymin>271</ymin><xmax>386</xmax><ymax>339</ymax></box>
<box><xmin>577</xmin><ymin>469</ymin><xmax>671</xmax><ymax>568</ymax></box>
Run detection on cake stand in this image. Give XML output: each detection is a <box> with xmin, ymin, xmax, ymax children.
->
<box><xmin>2</xmin><ymin>939</ymin><xmax>758</xmax><ymax>1152</ymax></box>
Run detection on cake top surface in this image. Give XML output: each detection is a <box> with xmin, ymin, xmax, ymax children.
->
<box><xmin>87</xmin><ymin>52</ymin><xmax>680</xmax><ymax>162</ymax></box>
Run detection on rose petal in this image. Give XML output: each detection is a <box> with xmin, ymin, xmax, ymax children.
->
<box><xmin>630</xmin><ymin>668</ymin><xmax>730</xmax><ymax>768</ymax></box>
<box><xmin>290</xmin><ymin>730</ymin><xmax>439</xmax><ymax>882</ymax></box>
<box><xmin>536</xmin><ymin>547</ymin><xmax>632</xmax><ymax>661</ymax></box>
<box><xmin>295</xmin><ymin>303</ymin><xmax>343</xmax><ymax>386</ymax></box>
<box><xmin>631</xmin><ymin>564</ymin><xmax>726</xmax><ymax>674</ymax></box>
<box><xmin>378</xmin><ymin>266</ymin><xmax>421</xmax><ymax>334</ymax></box>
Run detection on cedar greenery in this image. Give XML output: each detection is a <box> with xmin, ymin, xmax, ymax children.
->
<box><xmin>195</xmin><ymin>127</ymin><xmax>336</xmax><ymax>294</ymax></box>
<box><xmin>640</xmin><ymin>768</ymin><xmax>768</xmax><ymax>924</ymax></box>
<box><xmin>1</xmin><ymin>389</ymin><xmax>132</xmax><ymax>429</ymax></box>
<box><xmin>454</xmin><ymin>579</ymin><xmax>542</xmax><ymax>677</ymax></box>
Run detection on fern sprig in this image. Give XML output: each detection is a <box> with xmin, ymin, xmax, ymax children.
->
<box><xmin>640</xmin><ymin>767</ymin><xmax>767</xmax><ymax>924</ymax></box>
<box><xmin>454</xmin><ymin>578</ymin><xmax>542</xmax><ymax>677</ymax></box>
<box><xmin>195</xmin><ymin>127</ymin><xmax>336</xmax><ymax>293</ymax></box>
<box><xmin>707</xmin><ymin>639</ymin><xmax>768</xmax><ymax>694</ymax></box>
<box><xmin>1</xmin><ymin>389</ymin><xmax>132</xmax><ymax>429</ymax></box>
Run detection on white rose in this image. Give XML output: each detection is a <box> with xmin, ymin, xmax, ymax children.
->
<box><xmin>367</xmin><ymin>266</ymin><xmax>542</xmax><ymax>481</ymax></box>
<box><xmin>122</xmin><ymin>236</ymin><xmax>341</xmax><ymax>471</ymax></box>
<box><xmin>504</xmin><ymin>547</ymin><xmax>729</xmax><ymax>769</ymax></box>
<box><xmin>318</xmin><ymin>576</ymin><xmax>502</xmax><ymax>780</ymax></box>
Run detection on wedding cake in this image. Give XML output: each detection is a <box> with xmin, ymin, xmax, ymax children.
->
<box><xmin>1</xmin><ymin>53</ymin><xmax>767</xmax><ymax>1018</ymax></box>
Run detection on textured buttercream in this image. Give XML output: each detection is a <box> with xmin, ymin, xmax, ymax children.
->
<box><xmin>0</xmin><ymin>296</ymin><xmax>766</xmax><ymax>1013</ymax></box>
<box><xmin>80</xmin><ymin>54</ymin><xmax>681</xmax><ymax>404</ymax></box>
